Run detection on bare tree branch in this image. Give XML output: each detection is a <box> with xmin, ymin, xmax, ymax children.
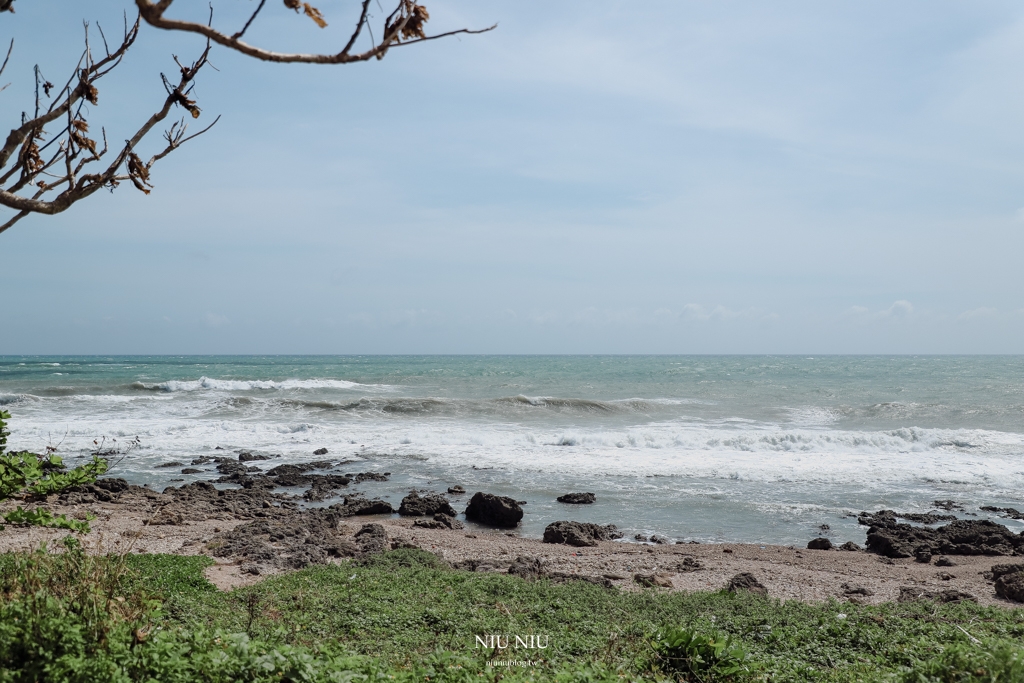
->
<box><xmin>135</xmin><ymin>0</ymin><xmax>494</xmax><ymax>65</ymax></box>
<box><xmin>0</xmin><ymin>1</ymin><xmax>493</xmax><ymax>236</ymax></box>
<box><xmin>0</xmin><ymin>19</ymin><xmax>218</xmax><ymax>235</ymax></box>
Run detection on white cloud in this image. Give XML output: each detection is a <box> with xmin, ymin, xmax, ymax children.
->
<box><xmin>880</xmin><ymin>300</ymin><xmax>913</xmax><ymax>319</ymax></box>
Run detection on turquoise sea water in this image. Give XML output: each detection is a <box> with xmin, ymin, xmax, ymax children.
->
<box><xmin>2</xmin><ymin>355</ymin><xmax>1023</xmax><ymax>545</ymax></box>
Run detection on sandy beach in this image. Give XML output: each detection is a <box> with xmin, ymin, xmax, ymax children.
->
<box><xmin>1</xmin><ymin>480</ymin><xmax>1019</xmax><ymax>607</ymax></box>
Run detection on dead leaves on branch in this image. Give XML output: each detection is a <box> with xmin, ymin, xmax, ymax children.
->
<box><xmin>283</xmin><ymin>0</ymin><xmax>327</xmax><ymax>29</ymax></box>
<box><xmin>69</xmin><ymin>119</ymin><xmax>99</xmax><ymax>157</ymax></box>
<box><xmin>127</xmin><ymin>152</ymin><xmax>152</xmax><ymax>195</ymax></box>
<box><xmin>76</xmin><ymin>70</ymin><xmax>99</xmax><ymax>105</ymax></box>
<box><xmin>385</xmin><ymin>2</ymin><xmax>430</xmax><ymax>43</ymax></box>
<box><xmin>171</xmin><ymin>90</ymin><xmax>200</xmax><ymax>119</ymax></box>
<box><xmin>401</xmin><ymin>4</ymin><xmax>429</xmax><ymax>41</ymax></box>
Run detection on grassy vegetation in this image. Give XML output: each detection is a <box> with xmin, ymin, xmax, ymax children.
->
<box><xmin>2</xmin><ymin>543</ymin><xmax>1024</xmax><ymax>682</ymax></box>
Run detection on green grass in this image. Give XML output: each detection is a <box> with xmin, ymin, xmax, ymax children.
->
<box><xmin>3</xmin><ymin>545</ymin><xmax>1024</xmax><ymax>682</ymax></box>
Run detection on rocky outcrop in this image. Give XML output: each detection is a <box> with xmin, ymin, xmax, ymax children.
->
<box><xmin>839</xmin><ymin>542</ymin><xmax>861</xmax><ymax>551</ymax></box>
<box><xmin>981</xmin><ymin>506</ymin><xmax>1024</xmax><ymax>520</ymax></box>
<box><xmin>504</xmin><ymin>556</ymin><xmax>613</xmax><ymax>588</ymax></box>
<box><xmin>807</xmin><ymin>537</ymin><xmax>833</xmax><ymax>550</ymax></box>
<box><xmin>238</xmin><ymin>452</ymin><xmax>271</xmax><ymax>462</ymax></box>
<box><xmin>447</xmin><ymin>485</ymin><xmax>465</xmax><ymax>495</ymax></box>
<box><xmin>992</xmin><ymin>564</ymin><xmax>1024</xmax><ymax>602</ymax></box>
<box><xmin>302</xmin><ymin>475</ymin><xmax>353</xmax><ymax>502</ymax></box>
<box><xmin>353</xmin><ymin>523</ymin><xmax>390</xmax><ymax>555</ymax></box>
<box><xmin>557</xmin><ymin>492</ymin><xmax>595</xmax><ymax>504</ymax></box>
<box><xmin>211</xmin><ymin>507</ymin><xmax>361</xmax><ymax>571</ymax></box>
<box><xmin>398</xmin><ymin>492</ymin><xmax>457</xmax><ymax>517</ymax></box>
<box><xmin>542</xmin><ymin>521</ymin><xmax>622</xmax><ymax>547</ymax></box>
<box><xmin>331</xmin><ymin>496</ymin><xmax>394</xmax><ymax>516</ymax></box>
<box><xmin>862</xmin><ymin>512</ymin><xmax>1024</xmax><ymax>558</ymax></box>
<box><xmin>413</xmin><ymin>513</ymin><xmax>465</xmax><ymax>530</ymax></box>
<box><xmin>727</xmin><ymin>572</ymin><xmax>767</xmax><ymax>596</ymax></box>
<box><xmin>635</xmin><ymin>573</ymin><xmax>673</xmax><ymax>588</ymax></box>
<box><xmin>464</xmin><ymin>492</ymin><xmax>523</xmax><ymax>528</ymax></box>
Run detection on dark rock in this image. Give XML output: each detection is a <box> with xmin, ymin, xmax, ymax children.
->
<box><xmin>934</xmin><ymin>500</ymin><xmax>963</xmax><ymax>511</ymax></box>
<box><xmin>673</xmin><ymin>557</ymin><xmax>703</xmax><ymax>572</ymax></box>
<box><xmin>841</xmin><ymin>583</ymin><xmax>874</xmax><ymax>596</ymax></box>
<box><xmin>94</xmin><ymin>478</ymin><xmax>129</xmax><ymax>494</ymax></box>
<box><xmin>634</xmin><ymin>534</ymin><xmax>649</xmax><ymax>543</ymax></box>
<box><xmin>839</xmin><ymin>542</ymin><xmax>861</xmax><ymax>551</ymax></box>
<box><xmin>727</xmin><ymin>572</ymin><xmax>767</xmax><ymax>596</ymax></box>
<box><xmin>313</xmin><ymin>448</ymin><xmax>329</xmax><ymax>456</ymax></box>
<box><xmin>191</xmin><ymin>456</ymin><xmax>216</xmax><ymax>465</ymax></box>
<box><xmin>331</xmin><ymin>496</ymin><xmax>394</xmax><ymax>516</ymax></box>
<box><xmin>819</xmin><ymin>524</ymin><xmax>830</xmax><ymax>531</ymax></box>
<box><xmin>989</xmin><ymin>563</ymin><xmax>1024</xmax><ymax>580</ymax></box>
<box><xmin>157</xmin><ymin>461</ymin><xmax>184</xmax><ymax>468</ymax></box>
<box><xmin>934</xmin><ymin>556</ymin><xmax>956</xmax><ymax>567</ymax></box>
<box><xmin>238</xmin><ymin>452</ymin><xmax>270</xmax><ymax>462</ymax></box>
<box><xmin>634</xmin><ymin>573</ymin><xmax>673</xmax><ymax>588</ymax></box>
<box><xmin>807</xmin><ymin>537</ymin><xmax>833</xmax><ymax>550</ymax></box>
<box><xmin>398</xmin><ymin>491</ymin><xmax>457</xmax><ymax>517</ymax></box>
<box><xmin>650</xmin><ymin>535</ymin><xmax>670</xmax><ymax>545</ymax></box>
<box><xmin>897</xmin><ymin>586</ymin><xmax>976</xmax><ymax>604</ymax></box>
<box><xmin>302</xmin><ymin>475</ymin><xmax>352</xmax><ymax>502</ymax></box>
<box><xmin>266</xmin><ymin>464</ymin><xmax>310</xmax><ymax>478</ymax></box>
<box><xmin>859</xmin><ymin>509</ymin><xmax>957</xmax><ymax>526</ymax></box>
<box><xmin>216</xmin><ymin>461</ymin><xmax>248</xmax><ymax>476</ymax></box>
<box><xmin>464</xmin><ymin>492</ymin><xmax>523</xmax><ymax>528</ymax></box>
<box><xmin>543</xmin><ymin>521</ymin><xmax>622</xmax><ymax>547</ymax></box>
<box><xmin>352</xmin><ymin>472</ymin><xmax>390</xmax><ymax>483</ymax></box>
<box><xmin>413</xmin><ymin>519</ymin><xmax>446</xmax><ymax>529</ymax></box>
<box><xmin>508</xmin><ymin>556</ymin><xmax>548</xmax><ymax>580</ymax></box>
<box><xmin>981</xmin><ymin>506</ymin><xmax>1024</xmax><ymax>520</ymax></box>
<box><xmin>865</xmin><ymin>516</ymin><xmax>1024</xmax><ymax>558</ymax></box>
<box><xmin>937</xmin><ymin>572</ymin><xmax>956</xmax><ymax>581</ymax></box>
<box><xmin>994</xmin><ymin>566</ymin><xmax>1024</xmax><ymax>602</ymax></box>
<box><xmin>915</xmin><ymin>546</ymin><xmax>933</xmax><ymax>563</ymax></box>
<box><xmin>354</xmin><ymin>523</ymin><xmax>389</xmax><ymax>555</ymax></box>
<box><xmin>447</xmin><ymin>485</ymin><xmax>465</xmax><ymax>495</ymax></box>
<box><xmin>433</xmin><ymin>513</ymin><xmax>463</xmax><ymax>530</ymax></box>
<box><xmin>557</xmin><ymin>492</ymin><xmax>596</xmax><ymax>504</ymax></box>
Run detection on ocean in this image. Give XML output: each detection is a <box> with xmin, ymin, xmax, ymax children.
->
<box><xmin>2</xmin><ymin>355</ymin><xmax>1022</xmax><ymax>546</ymax></box>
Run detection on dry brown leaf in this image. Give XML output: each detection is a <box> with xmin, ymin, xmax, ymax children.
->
<box><xmin>171</xmin><ymin>90</ymin><xmax>201</xmax><ymax>119</ymax></box>
<box><xmin>282</xmin><ymin>0</ymin><xmax>300</xmax><ymax>9</ymax></box>
<box><xmin>401</xmin><ymin>4</ymin><xmax>429</xmax><ymax>40</ymax></box>
<box><xmin>23</xmin><ymin>139</ymin><xmax>42</xmax><ymax>174</ymax></box>
<box><xmin>127</xmin><ymin>152</ymin><xmax>152</xmax><ymax>195</ymax></box>
<box><xmin>72</xmin><ymin>119</ymin><xmax>89</xmax><ymax>133</ymax></box>
<box><xmin>302</xmin><ymin>3</ymin><xmax>327</xmax><ymax>28</ymax></box>
<box><xmin>77</xmin><ymin>71</ymin><xmax>99</xmax><ymax>104</ymax></box>
<box><xmin>70</xmin><ymin>131</ymin><xmax>97</xmax><ymax>155</ymax></box>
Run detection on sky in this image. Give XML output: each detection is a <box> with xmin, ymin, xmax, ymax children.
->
<box><xmin>3</xmin><ymin>0</ymin><xmax>1024</xmax><ymax>354</ymax></box>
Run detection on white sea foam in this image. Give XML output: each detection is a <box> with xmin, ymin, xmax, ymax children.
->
<box><xmin>141</xmin><ymin>377</ymin><xmax>391</xmax><ymax>392</ymax></box>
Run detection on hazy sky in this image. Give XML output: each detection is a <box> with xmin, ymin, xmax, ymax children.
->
<box><xmin>3</xmin><ymin>1</ymin><xmax>1024</xmax><ymax>354</ymax></box>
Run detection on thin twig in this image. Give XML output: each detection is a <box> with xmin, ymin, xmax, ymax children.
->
<box><xmin>232</xmin><ymin>0</ymin><xmax>266</xmax><ymax>40</ymax></box>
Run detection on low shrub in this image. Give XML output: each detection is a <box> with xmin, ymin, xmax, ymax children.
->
<box><xmin>646</xmin><ymin>625</ymin><xmax>752</xmax><ymax>681</ymax></box>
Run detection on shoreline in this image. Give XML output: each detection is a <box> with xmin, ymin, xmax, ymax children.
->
<box><xmin>1</xmin><ymin>482</ymin><xmax>1020</xmax><ymax>607</ymax></box>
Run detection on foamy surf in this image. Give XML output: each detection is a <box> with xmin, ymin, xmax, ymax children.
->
<box><xmin>2</xmin><ymin>354</ymin><xmax>1024</xmax><ymax>544</ymax></box>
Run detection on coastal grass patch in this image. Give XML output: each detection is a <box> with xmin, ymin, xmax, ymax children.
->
<box><xmin>165</xmin><ymin>549</ymin><xmax>1024</xmax><ymax>682</ymax></box>
<box><xmin>2</xmin><ymin>545</ymin><xmax>1024</xmax><ymax>681</ymax></box>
